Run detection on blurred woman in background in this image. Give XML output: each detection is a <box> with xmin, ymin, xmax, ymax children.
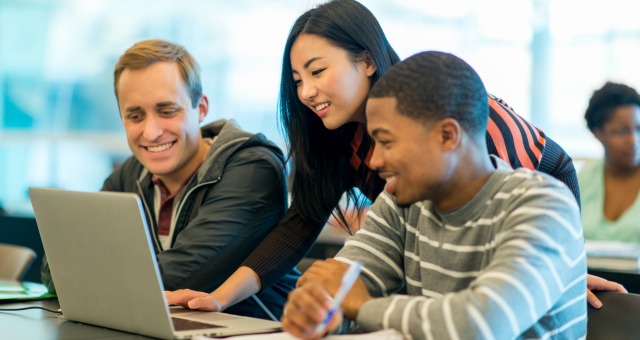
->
<box><xmin>580</xmin><ymin>82</ymin><xmax>640</xmax><ymax>242</ymax></box>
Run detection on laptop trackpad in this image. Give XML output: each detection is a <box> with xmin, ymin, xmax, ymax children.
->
<box><xmin>171</xmin><ymin>317</ymin><xmax>226</xmax><ymax>331</ymax></box>
<box><xmin>170</xmin><ymin>308</ymin><xmax>245</xmax><ymax>322</ymax></box>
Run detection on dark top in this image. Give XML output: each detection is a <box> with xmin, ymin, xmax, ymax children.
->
<box><xmin>41</xmin><ymin>120</ymin><xmax>298</xmax><ymax>320</ymax></box>
<box><xmin>243</xmin><ymin>95</ymin><xmax>580</xmax><ymax>290</ymax></box>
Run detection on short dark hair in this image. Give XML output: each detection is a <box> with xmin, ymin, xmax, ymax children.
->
<box><xmin>369</xmin><ymin>51</ymin><xmax>489</xmax><ymax>139</ymax></box>
<box><xmin>584</xmin><ymin>81</ymin><xmax>640</xmax><ymax>131</ymax></box>
<box><xmin>114</xmin><ymin>39</ymin><xmax>202</xmax><ymax>109</ymax></box>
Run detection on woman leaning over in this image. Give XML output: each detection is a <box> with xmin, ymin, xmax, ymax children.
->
<box><xmin>167</xmin><ymin>0</ymin><xmax>625</xmax><ymax>313</ymax></box>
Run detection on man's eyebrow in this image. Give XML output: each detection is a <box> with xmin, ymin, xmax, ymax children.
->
<box><xmin>125</xmin><ymin>106</ymin><xmax>142</xmax><ymax>113</ymax></box>
<box><xmin>156</xmin><ymin>101</ymin><xmax>178</xmax><ymax>108</ymax></box>
<box><xmin>370</xmin><ymin>127</ymin><xmax>391</xmax><ymax>138</ymax></box>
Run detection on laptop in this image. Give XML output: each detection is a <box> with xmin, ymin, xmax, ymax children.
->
<box><xmin>29</xmin><ymin>187</ymin><xmax>282</xmax><ymax>339</ymax></box>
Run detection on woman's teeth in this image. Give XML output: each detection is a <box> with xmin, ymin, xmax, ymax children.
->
<box><xmin>315</xmin><ymin>103</ymin><xmax>329</xmax><ymax>111</ymax></box>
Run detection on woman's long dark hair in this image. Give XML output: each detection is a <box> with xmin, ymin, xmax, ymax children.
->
<box><xmin>278</xmin><ymin>0</ymin><xmax>400</xmax><ymax>230</ymax></box>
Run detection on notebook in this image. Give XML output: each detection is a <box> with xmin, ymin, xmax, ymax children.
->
<box><xmin>0</xmin><ymin>279</ymin><xmax>56</xmax><ymax>301</ymax></box>
<box><xmin>585</xmin><ymin>240</ymin><xmax>640</xmax><ymax>272</ymax></box>
<box><xmin>29</xmin><ymin>187</ymin><xmax>282</xmax><ymax>339</ymax></box>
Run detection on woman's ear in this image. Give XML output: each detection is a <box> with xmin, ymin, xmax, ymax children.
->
<box><xmin>361</xmin><ymin>52</ymin><xmax>377</xmax><ymax>77</ymax></box>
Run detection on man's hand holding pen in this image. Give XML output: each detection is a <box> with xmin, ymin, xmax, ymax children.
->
<box><xmin>282</xmin><ymin>259</ymin><xmax>371</xmax><ymax>339</ymax></box>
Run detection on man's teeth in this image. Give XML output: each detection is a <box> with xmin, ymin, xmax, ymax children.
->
<box><xmin>147</xmin><ymin>142</ymin><xmax>173</xmax><ymax>153</ymax></box>
<box><xmin>385</xmin><ymin>176</ymin><xmax>397</xmax><ymax>183</ymax></box>
<box><xmin>315</xmin><ymin>103</ymin><xmax>329</xmax><ymax>111</ymax></box>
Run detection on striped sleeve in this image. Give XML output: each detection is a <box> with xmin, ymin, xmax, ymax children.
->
<box><xmin>335</xmin><ymin>193</ymin><xmax>407</xmax><ymax>297</ymax></box>
<box><xmin>485</xmin><ymin>94</ymin><xmax>580</xmax><ymax>203</ymax></box>
<box><xmin>346</xmin><ymin>174</ymin><xmax>586</xmax><ymax>339</ymax></box>
<box><xmin>485</xmin><ymin>94</ymin><xmax>545</xmax><ymax>171</ymax></box>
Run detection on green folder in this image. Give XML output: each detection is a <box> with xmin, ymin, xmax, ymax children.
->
<box><xmin>0</xmin><ymin>279</ymin><xmax>56</xmax><ymax>301</ymax></box>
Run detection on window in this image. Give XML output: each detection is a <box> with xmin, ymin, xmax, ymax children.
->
<box><xmin>1</xmin><ymin>0</ymin><xmax>638</xmax><ymax>215</ymax></box>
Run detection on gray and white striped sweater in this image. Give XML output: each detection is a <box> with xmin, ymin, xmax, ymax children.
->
<box><xmin>336</xmin><ymin>157</ymin><xmax>586</xmax><ymax>339</ymax></box>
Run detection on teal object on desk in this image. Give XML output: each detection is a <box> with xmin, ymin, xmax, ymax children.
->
<box><xmin>0</xmin><ymin>279</ymin><xmax>56</xmax><ymax>301</ymax></box>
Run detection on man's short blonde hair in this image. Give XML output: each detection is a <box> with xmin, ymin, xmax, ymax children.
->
<box><xmin>113</xmin><ymin>39</ymin><xmax>202</xmax><ymax>108</ymax></box>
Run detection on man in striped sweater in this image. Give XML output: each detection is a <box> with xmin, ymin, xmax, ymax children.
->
<box><xmin>282</xmin><ymin>51</ymin><xmax>587</xmax><ymax>339</ymax></box>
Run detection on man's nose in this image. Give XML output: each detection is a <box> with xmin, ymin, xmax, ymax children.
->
<box><xmin>369</xmin><ymin>142</ymin><xmax>383</xmax><ymax>170</ymax></box>
<box><xmin>143</xmin><ymin>115</ymin><xmax>163</xmax><ymax>141</ymax></box>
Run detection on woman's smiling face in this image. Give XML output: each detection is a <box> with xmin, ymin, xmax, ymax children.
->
<box><xmin>290</xmin><ymin>33</ymin><xmax>376</xmax><ymax>130</ymax></box>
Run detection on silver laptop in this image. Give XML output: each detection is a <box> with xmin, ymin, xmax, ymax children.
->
<box><xmin>29</xmin><ymin>187</ymin><xmax>282</xmax><ymax>339</ymax></box>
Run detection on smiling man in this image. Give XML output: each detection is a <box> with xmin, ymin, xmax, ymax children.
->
<box><xmin>282</xmin><ymin>51</ymin><xmax>587</xmax><ymax>339</ymax></box>
<box><xmin>41</xmin><ymin>39</ymin><xmax>298</xmax><ymax>320</ymax></box>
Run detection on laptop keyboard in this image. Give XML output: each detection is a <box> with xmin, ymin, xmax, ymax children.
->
<box><xmin>172</xmin><ymin>317</ymin><xmax>226</xmax><ymax>331</ymax></box>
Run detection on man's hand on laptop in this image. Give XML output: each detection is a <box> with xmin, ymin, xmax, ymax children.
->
<box><xmin>165</xmin><ymin>289</ymin><xmax>222</xmax><ymax>311</ymax></box>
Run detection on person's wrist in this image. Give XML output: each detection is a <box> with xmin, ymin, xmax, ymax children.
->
<box><xmin>209</xmin><ymin>292</ymin><xmax>226</xmax><ymax>311</ymax></box>
<box><xmin>343</xmin><ymin>296</ymin><xmax>370</xmax><ymax>320</ymax></box>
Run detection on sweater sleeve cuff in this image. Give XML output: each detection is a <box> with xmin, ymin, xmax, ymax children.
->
<box><xmin>356</xmin><ymin>298</ymin><xmax>390</xmax><ymax>333</ymax></box>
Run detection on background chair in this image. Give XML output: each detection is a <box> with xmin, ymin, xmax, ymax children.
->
<box><xmin>0</xmin><ymin>243</ymin><xmax>37</xmax><ymax>280</ymax></box>
<box><xmin>0</xmin><ymin>215</ymin><xmax>45</xmax><ymax>282</ymax></box>
<box><xmin>588</xmin><ymin>291</ymin><xmax>640</xmax><ymax>339</ymax></box>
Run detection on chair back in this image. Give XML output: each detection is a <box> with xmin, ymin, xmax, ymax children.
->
<box><xmin>0</xmin><ymin>243</ymin><xmax>36</xmax><ymax>280</ymax></box>
<box><xmin>588</xmin><ymin>291</ymin><xmax>640</xmax><ymax>339</ymax></box>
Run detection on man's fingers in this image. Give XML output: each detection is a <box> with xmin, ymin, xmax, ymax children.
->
<box><xmin>290</xmin><ymin>286</ymin><xmax>332</xmax><ymax>322</ymax></box>
<box><xmin>282</xmin><ymin>284</ymin><xmax>336</xmax><ymax>339</ymax></box>
<box><xmin>282</xmin><ymin>315</ymin><xmax>317</xmax><ymax>340</ymax></box>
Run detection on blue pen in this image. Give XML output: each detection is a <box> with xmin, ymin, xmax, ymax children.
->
<box><xmin>315</xmin><ymin>260</ymin><xmax>364</xmax><ymax>334</ymax></box>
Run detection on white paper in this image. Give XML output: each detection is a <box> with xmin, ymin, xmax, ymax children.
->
<box><xmin>194</xmin><ymin>328</ymin><xmax>406</xmax><ymax>339</ymax></box>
